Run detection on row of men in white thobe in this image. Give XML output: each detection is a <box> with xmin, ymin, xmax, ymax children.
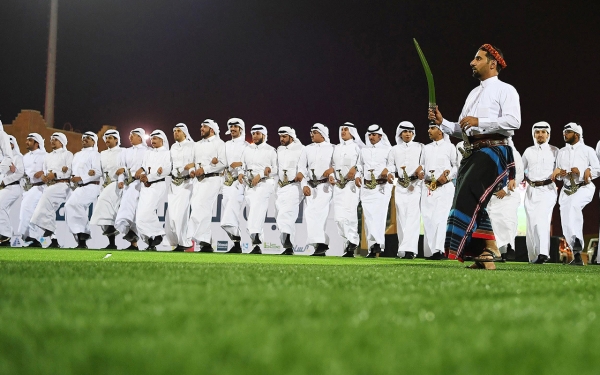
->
<box><xmin>1</xmin><ymin>119</ymin><xmax>599</xmax><ymax>262</ymax></box>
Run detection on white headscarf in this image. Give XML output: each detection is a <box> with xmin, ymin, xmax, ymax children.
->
<box><xmin>173</xmin><ymin>123</ymin><xmax>193</xmax><ymax>142</ymax></box>
<box><xmin>278</xmin><ymin>126</ymin><xmax>302</xmax><ymax>145</ymax></box>
<box><xmin>131</xmin><ymin>128</ymin><xmax>146</xmax><ymax>140</ymax></box>
<box><xmin>251</xmin><ymin>124</ymin><xmax>268</xmax><ymax>142</ymax></box>
<box><xmin>51</xmin><ymin>132</ymin><xmax>68</xmax><ymax>148</ymax></box>
<box><xmin>395</xmin><ymin>121</ymin><xmax>416</xmax><ymax>145</ymax></box>
<box><xmin>103</xmin><ymin>129</ymin><xmax>121</xmax><ymax>147</ymax></box>
<box><xmin>27</xmin><ymin>133</ymin><xmax>46</xmax><ymax>152</ymax></box>
<box><xmin>364</xmin><ymin>124</ymin><xmax>391</xmax><ymax>147</ymax></box>
<box><xmin>150</xmin><ymin>130</ymin><xmax>169</xmax><ymax>150</ymax></box>
<box><xmin>82</xmin><ymin>131</ymin><xmax>99</xmax><ymax>151</ymax></box>
<box><xmin>311</xmin><ymin>123</ymin><xmax>330</xmax><ymax>143</ymax></box>
<box><xmin>563</xmin><ymin>122</ymin><xmax>582</xmax><ymax>137</ymax></box>
<box><xmin>202</xmin><ymin>119</ymin><xmax>220</xmax><ymax>139</ymax></box>
<box><xmin>8</xmin><ymin>135</ymin><xmax>21</xmax><ymax>156</ymax></box>
<box><xmin>226</xmin><ymin>118</ymin><xmax>245</xmax><ymax>137</ymax></box>
<box><xmin>339</xmin><ymin>122</ymin><xmax>365</xmax><ymax>148</ymax></box>
<box><xmin>531</xmin><ymin>121</ymin><xmax>551</xmax><ymax>144</ymax></box>
<box><xmin>0</xmin><ymin>120</ymin><xmax>3</xmax><ymax>132</ymax></box>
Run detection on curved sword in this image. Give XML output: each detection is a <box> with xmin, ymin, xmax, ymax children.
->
<box><xmin>413</xmin><ymin>38</ymin><xmax>436</xmax><ymax>125</ymax></box>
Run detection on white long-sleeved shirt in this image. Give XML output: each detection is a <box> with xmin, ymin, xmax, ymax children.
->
<box><xmin>0</xmin><ymin>153</ymin><xmax>24</xmax><ymax>185</ymax></box>
<box><xmin>332</xmin><ymin>139</ymin><xmax>362</xmax><ymax>179</ymax></box>
<box><xmin>421</xmin><ymin>139</ymin><xmax>458</xmax><ymax>181</ymax></box>
<box><xmin>0</xmin><ymin>130</ymin><xmax>13</xmax><ymax>174</ymax></box>
<box><xmin>522</xmin><ymin>142</ymin><xmax>559</xmax><ymax>181</ymax></box>
<box><xmin>242</xmin><ymin>142</ymin><xmax>277</xmax><ymax>179</ymax></box>
<box><xmin>194</xmin><ymin>135</ymin><xmax>227</xmax><ymax>175</ymax></box>
<box><xmin>141</xmin><ymin>146</ymin><xmax>172</xmax><ymax>183</ymax></box>
<box><xmin>297</xmin><ymin>141</ymin><xmax>334</xmax><ymax>188</ymax></box>
<box><xmin>43</xmin><ymin>148</ymin><xmax>74</xmax><ymax>180</ymax></box>
<box><xmin>119</xmin><ymin>143</ymin><xmax>149</xmax><ymax>183</ymax></box>
<box><xmin>387</xmin><ymin>141</ymin><xmax>423</xmax><ymax>176</ymax></box>
<box><xmin>359</xmin><ymin>140</ymin><xmax>392</xmax><ymax>179</ymax></box>
<box><xmin>100</xmin><ymin>146</ymin><xmax>123</xmax><ymax>183</ymax></box>
<box><xmin>225</xmin><ymin>137</ymin><xmax>249</xmax><ymax>178</ymax></box>
<box><xmin>170</xmin><ymin>140</ymin><xmax>195</xmax><ymax>177</ymax></box>
<box><xmin>72</xmin><ymin>147</ymin><xmax>102</xmax><ymax>184</ymax></box>
<box><xmin>23</xmin><ymin>148</ymin><xmax>47</xmax><ymax>184</ymax></box>
<box><xmin>555</xmin><ymin>141</ymin><xmax>600</xmax><ymax>184</ymax></box>
<box><xmin>277</xmin><ymin>141</ymin><xmax>304</xmax><ymax>182</ymax></box>
<box><xmin>441</xmin><ymin>76</ymin><xmax>521</xmax><ymax>139</ymax></box>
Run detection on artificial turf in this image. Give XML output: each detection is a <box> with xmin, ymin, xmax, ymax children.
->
<box><xmin>1</xmin><ymin>249</ymin><xmax>599</xmax><ymax>375</ymax></box>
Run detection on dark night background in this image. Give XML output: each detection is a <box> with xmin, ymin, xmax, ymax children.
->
<box><xmin>1</xmin><ymin>0</ymin><xmax>600</xmax><ymax>235</ymax></box>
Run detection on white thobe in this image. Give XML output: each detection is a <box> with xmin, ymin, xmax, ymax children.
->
<box><xmin>441</xmin><ymin>76</ymin><xmax>521</xmax><ymax>139</ymax></box>
<box><xmin>275</xmin><ymin>141</ymin><xmax>304</xmax><ymax>246</ymax></box>
<box><xmin>522</xmin><ymin>142</ymin><xmax>559</xmax><ymax>261</ymax></box>
<box><xmin>165</xmin><ymin>140</ymin><xmax>196</xmax><ymax>247</ymax></box>
<box><xmin>0</xmin><ymin>152</ymin><xmax>24</xmax><ymax>239</ymax></box>
<box><xmin>31</xmin><ymin>148</ymin><xmax>73</xmax><ymax>234</ymax></box>
<box><xmin>486</xmin><ymin>146</ymin><xmax>524</xmax><ymax>251</ymax></box>
<box><xmin>65</xmin><ymin>147</ymin><xmax>102</xmax><ymax>238</ymax></box>
<box><xmin>387</xmin><ymin>141</ymin><xmax>423</xmax><ymax>255</ymax></box>
<box><xmin>136</xmin><ymin>146</ymin><xmax>171</xmax><ymax>244</ymax></box>
<box><xmin>18</xmin><ymin>148</ymin><xmax>47</xmax><ymax>240</ymax></box>
<box><xmin>241</xmin><ymin>142</ymin><xmax>277</xmax><ymax>243</ymax></box>
<box><xmin>556</xmin><ymin>141</ymin><xmax>600</xmax><ymax>250</ymax></box>
<box><xmin>0</xmin><ymin>130</ymin><xmax>13</xmax><ymax>174</ymax></box>
<box><xmin>331</xmin><ymin>140</ymin><xmax>362</xmax><ymax>247</ymax></box>
<box><xmin>298</xmin><ymin>142</ymin><xmax>334</xmax><ymax>247</ymax></box>
<box><xmin>359</xmin><ymin>141</ymin><xmax>392</xmax><ymax>249</ymax></box>
<box><xmin>115</xmin><ymin>144</ymin><xmax>148</xmax><ymax>236</ymax></box>
<box><xmin>421</xmin><ymin>139</ymin><xmax>457</xmax><ymax>256</ymax></box>
<box><xmin>188</xmin><ymin>136</ymin><xmax>227</xmax><ymax>246</ymax></box>
<box><xmin>90</xmin><ymin>146</ymin><xmax>123</xmax><ymax>230</ymax></box>
<box><xmin>220</xmin><ymin>137</ymin><xmax>249</xmax><ymax>239</ymax></box>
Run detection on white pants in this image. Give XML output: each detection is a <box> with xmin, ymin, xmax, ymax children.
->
<box><xmin>304</xmin><ymin>183</ymin><xmax>333</xmax><ymax>247</ymax></box>
<box><xmin>0</xmin><ymin>185</ymin><xmax>22</xmax><ymax>238</ymax></box>
<box><xmin>244</xmin><ymin>179</ymin><xmax>275</xmax><ymax>243</ymax></box>
<box><xmin>189</xmin><ymin>176</ymin><xmax>223</xmax><ymax>244</ymax></box>
<box><xmin>31</xmin><ymin>182</ymin><xmax>71</xmax><ymax>234</ymax></box>
<box><xmin>136</xmin><ymin>181</ymin><xmax>167</xmax><ymax>244</ymax></box>
<box><xmin>361</xmin><ymin>183</ymin><xmax>392</xmax><ymax>249</ymax></box>
<box><xmin>65</xmin><ymin>184</ymin><xmax>100</xmax><ymax>238</ymax></box>
<box><xmin>165</xmin><ymin>179</ymin><xmax>194</xmax><ymax>247</ymax></box>
<box><xmin>332</xmin><ymin>182</ymin><xmax>360</xmax><ymax>247</ymax></box>
<box><xmin>421</xmin><ymin>182</ymin><xmax>455</xmax><ymax>256</ymax></box>
<box><xmin>524</xmin><ymin>184</ymin><xmax>557</xmax><ymax>261</ymax></box>
<box><xmin>488</xmin><ymin>190</ymin><xmax>521</xmax><ymax>249</ymax></box>
<box><xmin>90</xmin><ymin>182</ymin><xmax>122</xmax><ymax>230</ymax></box>
<box><xmin>115</xmin><ymin>181</ymin><xmax>142</xmax><ymax>237</ymax></box>
<box><xmin>275</xmin><ymin>183</ymin><xmax>303</xmax><ymax>246</ymax></box>
<box><xmin>559</xmin><ymin>183</ymin><xmax>595</xmax><ymax>251</ymax></box>
<box><xmin>395</xmin><ymin>182</ymin><xmax>422</xmax><ymax>255</ymax></box>
<box><xmin>18</xmin><ymin>185</ymin><xmax>45</xmax><ymax>240</ymax></box>
<box><xmin>220</xmin><ymin>181</ymin><xmax>245</xmax><ymax>239</ymax></box>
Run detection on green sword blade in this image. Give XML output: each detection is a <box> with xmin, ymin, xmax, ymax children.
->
<box><xmin>413</xmin><ymin>38</ymin><xmax>436</xmax><ymax>106</ymax></box>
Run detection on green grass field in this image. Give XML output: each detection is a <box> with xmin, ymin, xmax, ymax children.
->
<box><xmin>1</xmin><ymin>249</ymin><xmax>599</xmax><ymax>375</ymax></box>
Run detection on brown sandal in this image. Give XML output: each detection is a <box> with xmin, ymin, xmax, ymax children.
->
<box><xmin>473</xmin><ymin>248</ymin><xmax>502</xmax><ymax>263</ymax></box>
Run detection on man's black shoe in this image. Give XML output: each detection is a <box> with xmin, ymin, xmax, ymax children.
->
<box><xmin>146</xmin><ymin>245</ymin><xmax>157</xmax><ymax>251</ymax></box>
<box><xmin>311</xmin><ymin>243</ymin><xmax>328</xmax><ymax>256</ymax></box>
<box><xmin>28</xmin><ymin>239</ymin><xmax>43</xmax><ymax>248</ymax></box>
<box><xmin>282</xmin><ymin>233</ymin><xmax>293</xmax><ymax>249</ymax></box>
<box><xmin>199</xmin><ymin>245</ymin><xmax>214</xmax><ymax>253</ymax></box>
<box><xmin>425</xmin><ymin>252</ymin><xmax>444</xmax><ymax>260</ymax></box>
<box><xmin>280</xmin><ymin>248</ymin><xmax>294</xmax><ymax>255</ymax></box>
<box><xmin>225</xmin><ymin>243</ymin><xmax>242</xmax><ymax>253</ymax></box>
<box><xmin>252</xmin><ymin>234</ymin><xmax>261</xmax><ymax>245</ymax></box>
<box><xmin>123</xmin><ymin>230</ymin><xmax>138</xmax><ymax>242</ymax></box>
<box><xmin>533</xmin><ymin>254</ymin><xmax>549</xmax><ymax>264</ymax></box>
<box><xmin>342</xmin><ymin>251</ymin><xmax>355</xmax><ymax>258</ymax></box>
<box><xmin>366</xmin><ymin>244</ymin><xmax>381</xmax><ymax>258</ymax></box>
<box><xmin>103</xmin><ymin>244</ymin><xmax>118</xmax><ymax>250</ymax></box>
<box><xmin>250</xmin><ymin>245</ymin><xmax>262</xmax><ymax>254</ymax></box>
<box><xmin>172</xmin><ymin>245</ymin><xmax>185</xmax><ymax>252</ymax></box>
<box><xmin>568</xmin><ymin>252</ymin><xmax>584</xmax><ymax>266</ymax></box>
<box><xmin>0</xmin><ymin>235</ymin><xmax>9</xmax><ymax>242</ymax></box>
<box><xmin>125</xmin><ymin>245</ymin><xmax>139</xmax><ymax>251</ymax></box>
<box><xmin>399</xmin><ymin>251</ymin><xmax>415</xmax><ymax>259</ymax></box>
<box><xmin>47</xmin><ymin>239</ymin><xmax>60</xmax><ymax>248</ymax></box>
<box><xmin>0</xmin><ymin>240</ymin><xmax>10</xmax><ymax>247</ymax></box>
<box><xmin>149</xmin><ymin>236</ymin><xmax>163</xmax><ymax>248</ymax></box>
<box><xmin>75</xmin><ymin>241</ymin><xmax>88</xmax><ymax>249</ymax></box>
<box><xmin>573</xmin><ymin>238</ymin><xmax>583</xmax><ymax>253</ymax></box>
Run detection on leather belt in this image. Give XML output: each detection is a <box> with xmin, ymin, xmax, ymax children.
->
<box><xmin>32</xmin><ymin>182</ymin><xmax>45</xmax><ymax>187</ymax></box>
<box><xmin>565</xmin><ymin>182</ymin><xmax>586</xmax><ymax>190</ymax></box>
<box><xmin>80</xmin><ymin>181</ymin><xmax>100</xmax><ymax>187</ymax></box>
<box><xmin>526</xmin><ymin>177</ymin><xmax>553</xmax><ymax>187</ymax></box>
<box><xmin>308</xmin><ymin>178</ymin><xmax>329</xmax><ymax>188</ymax></box>
<box><xmin>143</xmin><ymin>178</ymin><xmax>166</xmax><ymax>187</ymax></box>
<box><xmin>395</xmin><ymin>173</ymin><xmax>419</xmax><ymax>181</ymax></box>
<box><xmin>0</xmin><ymin>181</ymin><xmax>20</xmax><ymax>188</ymax></box>
<box><xmin>364</xmin><ymin>178</ymin><xmax>388</xmax><ymax>185</ymax></box>
<box><xmin>54</xmin><ymin>179</ymin><xmax>71</xmax><ymax>183</ymax></box>
<box><xmin>203</xmin><ymin>172</ymin><xmax>221</xmax><ymax>178</ymax></box>
<box><xmin>471</xmin><ymin>138</ymin><xmax>509</xmax><ymax>151</ymax></box>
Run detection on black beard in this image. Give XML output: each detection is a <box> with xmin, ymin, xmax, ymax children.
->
<box><xmin>472</xmin><ymin>71</ymin><xmax>481</xmax><ymax>79</ymax></box>
<box><xmin>255</xmin><ymin>138</ymin><xmax>264</xmax><ymax>146</ymax></box>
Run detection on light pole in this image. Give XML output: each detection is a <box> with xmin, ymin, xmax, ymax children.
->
<box><xmin>44</xmin><ymin>0</ymin><xmax>58</xmax><ymax>128</ymax></box>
